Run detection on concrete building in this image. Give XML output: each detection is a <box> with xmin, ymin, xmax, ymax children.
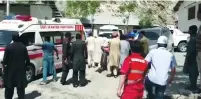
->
<box><xmin>174</xmin><ymin>0</ymin><xmax>201</xmax><ymax>32</ymax></box>
<box><xmin>0</xmin><ymin>1</ymin><xmax>63</xmax><ymax>21</ymax></box>
<box><xmin>81</xmin><ymin>3</ymin><xmax>140</xmax><ymax>32</ymax></box>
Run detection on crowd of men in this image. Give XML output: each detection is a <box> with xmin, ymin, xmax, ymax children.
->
<box><xmin>2</xmin><ymin>25</ymin><xmax>201</xmax><ymax>99</ymax></box>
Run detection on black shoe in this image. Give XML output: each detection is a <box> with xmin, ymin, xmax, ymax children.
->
<box><xmin>185</xmin><ymin>86</ymin><xmax>200</xmax><ymax>91</ymax></box>
<box><xmin>73</xmin><ymin>84</ymin><xmax>78</xmax><ymax>88</ymax></box>
<box><xmin>61</xmin><ymin>81</ymin><xmax>67</xmax><ymax>85</ymax></box>
<box><xmin>114</xmin><ymin>75</ymin><xmax>118</xmax><ymax>78</ymax></box>
<box><xmin>106</xmin><ymin>74</ymin><xmax>113</xmax><ymax>77</ymax></box>
<box><xmin>96</xmin><ymin>68</ymin><xmax>103</xmax><ymax>73</ymax></box>
<box><xmin>98</xmin><ymin>69</ymin><xmax>103</xmax><ymax>73</ymax></box>
<box><xmin>88</xmin><ymin>65</ymin><xmax>92</xmax><ymax>68</ymax></box>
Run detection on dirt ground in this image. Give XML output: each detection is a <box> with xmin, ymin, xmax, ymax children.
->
<box><xmin>0</xmin><ymin>52</ymin><xmax>199</xmax><ymax>99</ymax></box>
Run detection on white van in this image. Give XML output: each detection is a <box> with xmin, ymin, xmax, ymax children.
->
<box><xmin>98</xmin><ymin>25</ymin><xmax>124</xmax><ymax>39</ymax></box>
<box><xmin>0</xmin><ymin>15</ymin><xmax>87</xmax><ymax>82</ymax></box>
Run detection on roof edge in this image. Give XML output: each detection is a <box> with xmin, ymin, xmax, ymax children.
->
<box><xmin>173</xmin><ymin>0</ymin><xmax>184</xmax><ymax>12</ymax></box>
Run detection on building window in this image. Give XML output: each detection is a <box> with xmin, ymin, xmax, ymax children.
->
<box><xmin>188</xmin><ymin>6</ymin><xmax>196</xmax><ymax>20</ymax></box>
<box><xmin>197</xmin><ymin>4</ymin><xmax>201</xmax><ymax>20</ymax></box>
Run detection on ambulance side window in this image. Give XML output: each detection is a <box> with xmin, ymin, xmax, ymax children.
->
<box><xmin>19</xmin><ymin>32</ymin><xmax>35</xmax><ymax>46</ymax></box>
<box><xmin>40</xmin><ymin>32</ymin><xmax>63</xmax><ymax>45</ymax></box>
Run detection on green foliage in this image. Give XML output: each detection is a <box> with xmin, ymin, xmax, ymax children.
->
<box><xmin>139</xmin><ymin>9</ymin><xmax>153</xmax><ymax>28</ymax></box>
<box><xmin>15</xmin><ymin>0</ymin><xmax>37</xmax><ymax>4</ymax></box>
<box><xmin>65</xmin><ymin>1</ymin><xmax>100</xmax><ymax>18</ymax></box>
<box><xmin>118</xmin><ymin>1</ymin><xmax>137</xmax><ymax>14</ymax></box>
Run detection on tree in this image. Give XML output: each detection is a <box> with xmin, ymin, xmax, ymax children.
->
<box><xmin>15</xmin><ymin>0</ymin><xmax>38</xmax><ymax>4</ymax></box>
<box><xmin>139</xmin><ymin>9</ymin><xmax>153</xmax><ymax>28</ymax></box>
<box><xmin>65</xmin><ymin>1</ymin><xmax>101</xmax><ymax>18</ymax></box>
<box><xmin>118</xmin><ymin>1</ymin><xmax>137</xmax><ymax>14</ymax></box>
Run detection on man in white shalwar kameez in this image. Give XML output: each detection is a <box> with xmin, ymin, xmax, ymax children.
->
<box><xmin>86</xmin><ymin>33</ymin><xmax>95</xmax><ymax>68</ymax></box>
<box><xmin>94</xmin><ymin>34</ymin><xmax>106</xmax><ymax>68</ymax></box>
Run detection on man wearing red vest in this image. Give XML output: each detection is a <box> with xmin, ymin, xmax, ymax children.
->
<box><xmin>117</xmin><ymin>40</ymin><xmax>148</xmax><ymax>99</ymax></box>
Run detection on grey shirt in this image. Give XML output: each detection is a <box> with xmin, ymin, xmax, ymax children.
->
<box><xmin>120</xmin><ymin>40</ymin><xmax>130</xmax><ymax>65</ymax></box>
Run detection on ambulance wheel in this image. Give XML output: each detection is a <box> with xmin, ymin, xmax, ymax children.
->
<box><xmin>26</xmin><ymin>65</ymin><xmax>35</xmax><ymax>83</ymax></box>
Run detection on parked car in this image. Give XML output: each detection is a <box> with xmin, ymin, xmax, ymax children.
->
<box><xmin>138</xmin><ymin>27</ymin><xmax>174</xmax><ymax>52</ymax></box>
<box><xmin>169</xmin><ymin>28</ymin><xmax>189</xmax><ymax>52</ymax></box>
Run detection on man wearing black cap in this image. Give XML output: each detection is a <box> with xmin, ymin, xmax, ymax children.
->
<box><xmin>71</xmin><ymin>34</ymin><xmax>88</xmax><ymax>87</ymax></box>
<box><xmin>2</xmin><ymin>33</ymin><xmax>30</xmax><ymax>99</ymax></box>
<box><xmin>60</xmin><ymin>32</ymin><xmax>72</xmax><ymax>85</ymax></box>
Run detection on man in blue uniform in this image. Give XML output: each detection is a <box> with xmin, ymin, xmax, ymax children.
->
<box><xmin>35</xmin><ymin>36</ymin><xmax>59</xmax><ymax>85</ymax></box>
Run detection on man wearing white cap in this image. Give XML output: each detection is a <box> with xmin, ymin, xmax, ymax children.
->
<box><xmin>94</xmin><ymin>33</ymin><xmax>107</xmax><ymax>68</ymax></box>
<box><xmin>107</xmin><ymin>32</ymin><xmax>120</xmax><ymax>78</ymax></box>
<box><xmin>144</xmin><ymin>36</ymin><xmax>177</xmax><ymax>99</ymax></box>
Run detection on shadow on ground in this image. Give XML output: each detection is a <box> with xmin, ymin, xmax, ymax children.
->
<box><xmin>14</xmin><ymin>91</ymin><xmax>41</xmax><ymax>99</ymax></box>
<box><xmin>165</xmin><ymin>66</ymin><xmax>190</xmax><ymax>98</ymax></box>
<box><xmin>64</xmin><ymin>78</ymin><xmax>92</xmax><ymax>87</ymax></box>
<box><xmin>25</xmin><ymin>91</ymin><xmax>41</xmax><ymax>99</ymax></box>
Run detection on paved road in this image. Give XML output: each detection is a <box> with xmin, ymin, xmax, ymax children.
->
<box><xmin>0</xmin><ymin>52</ymin><xmax>190</xmax><ymax>99</ymax></box>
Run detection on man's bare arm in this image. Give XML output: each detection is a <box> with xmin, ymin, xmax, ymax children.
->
<box><xmin>168</xmin><ymin>67</ymin><xmax>176</xmax><ymax>84</ymax></box>
<box><xmin>54</xmin><ymin>46</ymin><xmax>59</xmax><ymax>58</ymax></box>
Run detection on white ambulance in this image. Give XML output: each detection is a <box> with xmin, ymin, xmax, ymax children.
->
<box><xmin>0</xmin><ymin>15</ymin><xmax>87</xmax><ymax>82</ymax></box>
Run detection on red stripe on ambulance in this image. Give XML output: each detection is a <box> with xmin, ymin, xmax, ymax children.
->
<box><xmin>75</xmin><ymin>25</ymin><xmax>83</xmax><ymax>31</ymax></box>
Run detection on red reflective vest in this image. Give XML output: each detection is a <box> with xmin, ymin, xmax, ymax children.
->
<box><xmin>126</xmin><ymin>56</ymin><xmax>148</xmax><ymax>85</ymax></box>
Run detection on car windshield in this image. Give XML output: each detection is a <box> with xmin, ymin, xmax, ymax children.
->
<box><xmin>138</xmin><ymin>29</ymin><xmax>160</xmax><ymax>45</ymax></box>
<box><xmin>102</xmin><ymin>33</ymin><xmax>112</xmax><ymax>39</ymax></box>
<box><xmin>144</xmin><ymin>30</ymin><xmax>160</xmax><ymax>40</ymax></box>
<box><xmin>0</xmin><ymin>30</ymin><xmax>18</xmax><ymax>46</ymax></box>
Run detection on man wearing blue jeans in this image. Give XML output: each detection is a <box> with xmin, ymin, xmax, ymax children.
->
<box><xmin>145</xmin><ymin>36</ymin><xmax>177</xmax><ymax>99</ymax></box>
<box><xmin>35</xmin><ymin>36</ymin><xmax>59</xmax><ymax>85</ymax></box>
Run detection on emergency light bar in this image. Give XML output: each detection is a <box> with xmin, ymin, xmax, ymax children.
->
<box><xmin>5</xmin><ymin>15</ymin><xmax>32</xmax><ymax>21</ymax></box>
<box><xmin>15</xmin><ymin>15</ymin><xmax>32</xmax><ymax>21</ymax></box>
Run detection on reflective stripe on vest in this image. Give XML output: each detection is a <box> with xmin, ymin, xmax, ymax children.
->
<box><xmin>130</xmin><ymin>70</ymin><xmax>144</xmax><ymax>74</ymax></box>
<box><xmin>127</xmin><ymin>79</ymin><xmax>142</xmax><ymax>85</ymax></box>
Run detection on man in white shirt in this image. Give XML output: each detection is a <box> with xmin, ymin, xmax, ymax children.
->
<box><xmin>94</xmin><ymin>34</ymin><xmax>106</xmax><ymax>68</ymax></box>
<box><xmin>85</xmin><ymin>32</ymin><xmax>95</xmax><ymax>68</ymax></box>
<box><xmin>145</xmin><ymin>36</ymin><xmax>177</xmax><ymax>99</ymax></box>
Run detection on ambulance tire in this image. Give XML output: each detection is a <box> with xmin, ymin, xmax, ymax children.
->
<box><xmin>26</xmin><ymin>64</ymin><xmax>35</xmax><ymax>83</ymax></box>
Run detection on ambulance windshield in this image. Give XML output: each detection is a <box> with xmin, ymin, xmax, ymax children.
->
<box><xmin>0</xmin><ymin>30</ymin><xmax>18</xmax><ymax>46</ymax></box>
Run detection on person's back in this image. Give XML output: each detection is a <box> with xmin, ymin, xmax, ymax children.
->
<box><xmin>120</xmin><ymin>40</ymin><xmax>130</xmax><ymax>66</ymax></box>
<box><xmin>117</xmin><ymin>40</ymin><xmax>148</xmax><ymax>99</ymax></box>
<box><xmin>147</xmin><ymin>48</ymin><xmax>173</xmax><ymax>85</ymax></box>
<box><xmin>95</xmin><ymin>36</ymin><xmax>105</xmax><ymax>52</ymax></box>
<box><xmin>86</xmin><ymin>36</ymin><xmax>95</xmax><ymax>51</ymax></box>
<box><xmin>71</xmin><ymin>34</ymin><xmax>87</xmax><ymax>87</ymax></box>
<box><xmin>145</xmin><ymin>36</ymin><xmax>176</xmax><ymax>99</ymax></box>
<box><xmin>72</xmin><ymin>39</ymin><xmax>86</xmax><ymax>59</ymax></box>
<box><xmin>110</xmin><ymin>38</ymin><xmax>120</xmax><ymax>53</ymax></box>
<box><xmin>140</xmin><ymin>34</ymin><xmax>149</xmax><ymax>57</ymax></box>
<box><xmin>2</xmin><ymin>34</ymin><xmax>30</xmax><ymax>99</ymax></box>
<box><xmin>42</xmin><ymin>41</ymin><xmax>54</xmax><ymax>58</ymax></box>
<box><xmin>120</xmin><ymin>40</ymin><xmax>130</xmax><ymax>54</ymax></box>
<box><xmin>6</xmin><ymin>42</ymin><xmax>28</xmax><ymax>73</ymax></box>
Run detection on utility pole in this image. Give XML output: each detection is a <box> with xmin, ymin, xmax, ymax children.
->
<box><xmin>6</xmin><ymin>0</ymin><xmax>10</xmax><ymax>16</ymax></box>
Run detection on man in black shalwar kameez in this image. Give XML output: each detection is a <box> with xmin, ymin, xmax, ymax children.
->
<box><xmin>183</xmin><ymin>25</ymin><xmax>200</xmax><ymax>93</ymax></box>
<box><xmin>2</xmin><ymin>33</ymin><xmax>30</xmax><ymax>99</ymax></box>
<box><xmin>71</xmin><ymin>34</ymin><xmax>88</xmax><ymax>87</ymax></box>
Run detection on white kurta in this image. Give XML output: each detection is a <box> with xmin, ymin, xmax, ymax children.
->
<box><xmin>94</xmin><ymin>37</ymin><xmax>106</xmax><ymax>63</ymax></box>
<box><xmin>86</xmin><ymin>36</ymin><xmax>95</xmax><ymax>66</ymax></box>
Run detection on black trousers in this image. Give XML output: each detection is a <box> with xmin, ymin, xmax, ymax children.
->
<box><xmin>60</xmin><ymin>64</ymin><xmax>70</xmax><ymax>83</ymax></box>
<box><xmin>189</xmin><ymin>68</ymin><xmax>199</xmax><ymax>89</ymax></box>
<box><xmin>73</xmin><ymin>70</ymin><xmax>86</xmax><ymax>85</ymax></box>
<box><xmin>5</xmin><ymin>87</ymin><xmax>25</xmax><ymax>99</ymax></box>
<box><xmin>145</xmin><ymin>78</ymin><xmax>166</xmax><ymax>99</ymax></box>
